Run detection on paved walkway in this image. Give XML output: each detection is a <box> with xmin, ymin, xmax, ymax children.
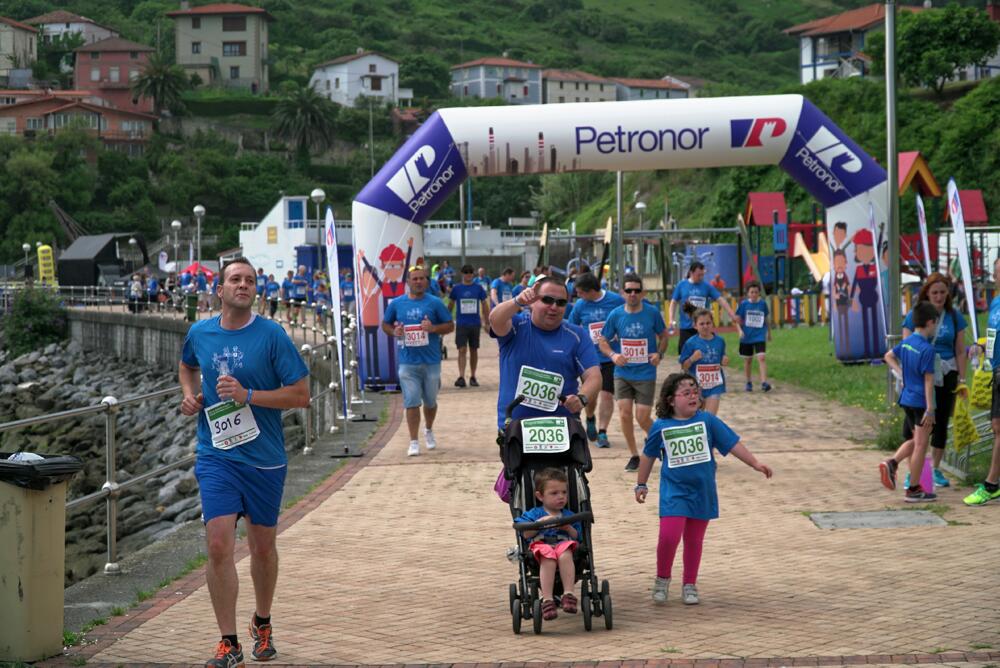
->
<box><xmin>61</xmin><ymin>344</ymin><xmax>1000</xmax><ymax>667</ymax></box>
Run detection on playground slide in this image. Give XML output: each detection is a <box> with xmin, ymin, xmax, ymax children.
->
<box><xmin>793</xmin><ymin>231</ymin><xmax>830</xmax><ymax>282</ymax></box>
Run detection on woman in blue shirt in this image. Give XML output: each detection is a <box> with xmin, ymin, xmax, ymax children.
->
<box><xmin>679</xmin><ymin>305</ymin><xmax>728</xmax><ymax>415</ymax></box>
<box><xmin>900</xmin><ymin>273</ymin><xmax>967</xmax><ymax>488</ymax></box>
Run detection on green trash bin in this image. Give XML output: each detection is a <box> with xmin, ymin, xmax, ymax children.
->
<box><xmin>0</xmin><ymin>453</ymin><xmax>83</xmax><ymax>662</ymax></box>
<box><xmin>186</xmin><ymin>293</ymin><xmax>199</xmax><ymax>322</ymax></box>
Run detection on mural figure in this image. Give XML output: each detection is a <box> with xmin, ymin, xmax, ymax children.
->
<box><xmin>850</xmin><ymin>229</ymin><xmax>881</xmax><ymax>359</ymax></box>
<box><xmin>358</xmin><ymin>237</ymin><xmax>414</xmax><ymax>375</ymax></box>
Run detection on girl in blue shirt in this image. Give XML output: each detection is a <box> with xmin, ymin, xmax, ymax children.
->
<box><xmin>735</xmin><ymin>281</ymin><xmax>772</xmax><ymax>393</ymax></box>
<box><xmin>636</xmin><ymin>373</ymin><xmax>772</xmax><ymax>605</ymax></box>
<box><xmin>679</xmin><ymin>305</ymin><xmax>729</xmax><ymax>415</ymax></box>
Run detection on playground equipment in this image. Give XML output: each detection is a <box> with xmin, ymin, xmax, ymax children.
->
<box><xmin>793</xmin><ymin>230</ymin><xmax>831</xmax><ymax>282</ymax></box>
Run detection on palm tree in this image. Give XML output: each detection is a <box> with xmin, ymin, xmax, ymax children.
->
<box><xmin>271</xmin><ymin>86</ymin><xmax>338</xmax><ymax>165</ymax></box>
<box><xmin>132</xmin><ymin>53</ymin><xmax>188</xmax><ymax>116</ymax></box>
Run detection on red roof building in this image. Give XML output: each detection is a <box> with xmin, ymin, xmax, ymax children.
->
<box><xmin>611</xmin><ymin>77</ymin><xmax>688</xmax><ymax>101</ymax></box>
<box><xmin>74</xmin><ymin>37</ymin><xmax>154</xmax><ymax>113</ymax></box>
<box><xmin>450</xmin><ymin>56</ymin><xmax>543</xmax><ymax>104</ymax></box>
<box><xmin>542</xmin><ymin>69</ymin><xmax>615</xmax><ymax>104</ymax></box>
<box><xmin>24</xmin><ymin>10</ymin><xmax>118</xmax><ymax>44</ymax></box>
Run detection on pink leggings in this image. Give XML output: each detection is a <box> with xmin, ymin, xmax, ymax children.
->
<box><xmin>657</xmin><ymin>516</ymin><xmax>709</xmax><ymax>584</ymax></box>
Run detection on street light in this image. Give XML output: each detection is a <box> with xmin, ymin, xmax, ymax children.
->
<box><xmin>635</xmin><ymin>201</ymin><xmax>647</xmax><ymax>230</ymax></box>
<box><xmin>22</xmin><ymin>242</ymin><xmax>30</xmax><ymax>264</ymax></box>
<box><xmin>310</xmin><ymin>188</ymin><xmax>326</xmax><ymax>224</ymax></box>
<box><xmin>311</xmin><ymin>189</ymin><xmax>326</xmax><ymax>275</ymax></box>
<box><xmin>171</xmin><ymin>220</ymin><xmax>182</xmax><ymax>274</ymax></box>
<box><xmin>193</xmin><ymin>204</ymin><xmax>205</xmax><ymax>270</ymax></box>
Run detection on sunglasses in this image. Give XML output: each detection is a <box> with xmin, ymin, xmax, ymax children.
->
<box><xmin>539</xmin><ymin>296</ymin><xmax>568</xmax><ymax>307</ymax></box>
<box><xmin>623</xmin><ymin>288</ymin><xmax>642</xmax><ymax>294</ymax></box>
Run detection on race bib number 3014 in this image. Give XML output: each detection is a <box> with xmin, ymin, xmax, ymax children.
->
<box><xmin>661</xmin><ymin>422</ymin><xmax>710</xmax><ymax>469</ymax></box>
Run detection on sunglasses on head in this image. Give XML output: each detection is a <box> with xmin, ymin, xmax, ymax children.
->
<box><xmin>623</xmin><ymin>288</ymin><xmax>642</xmax><ymax>294</ymax></box>
<box><xmin>539</xmin><ymin>295</ymin><xmax>568</xmax><ymax>307</ymax></box>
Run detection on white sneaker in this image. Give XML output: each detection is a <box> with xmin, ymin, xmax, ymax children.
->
<box><xmin>407</xmin><ymin>440</ymin><xmax>420</xmax><ymax>456</ymax></box>
<box><xmin>682</xmin><ymin>584</ymin><xmax>699</xmax><ymax>605</ymax></box>
<box><xmin>424</xmin><ymin>429</ymin><xmax>437</xmax><ymax>450</ymax></box>
<box><xmin>652</xmin><ymin>577</ymin><xmax>670</xmax><ymax>604</ymax></box>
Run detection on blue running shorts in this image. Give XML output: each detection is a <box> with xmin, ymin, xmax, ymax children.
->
<box><xmin>195</xmin><ymin>455</ymin><xmax>287</xmax><ymax>527</ymax></box>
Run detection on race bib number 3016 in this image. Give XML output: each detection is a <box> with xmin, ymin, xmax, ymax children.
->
<box><xmin>205</xmin><ymin>400</ymin><xmax>260</xmax><ymax>450</ymax></box>
<box><xmin>521</xmin><ymin>417</ymin><xmax>570</xmax><ymax>453</ymax></box>
<box><xmin>515</xmin><ymin>365</ymin><xmax>564</xmax><ymax>412</ymax></box>
<box><xmin>661</xmin><ymin>422</ymin><xmax>710</xmax><ymax>469</ymax></box>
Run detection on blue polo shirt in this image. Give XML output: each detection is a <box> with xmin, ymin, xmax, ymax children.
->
<box><xmin>736</xmin><ymin>299</ymin><xmax>769</xmax><ymax>344</ymax></box>
<box><xmin>291</xmin><ymin>274</ymin><xmax>308</xmax><ymax>300</ymax></box>
<box><xmin>449</xmin><ymin>282</ymin><xmax>488</xmax><ymax>327</ymax></box>
<box><xmin>600</xmin><ymin>303</ymin><xmax>666</xmax><ymax>381</ymax></box>
<box><xmin>265</xmin><ymin>280</ymin><xmax>281</xmax><ymax>298</ymax></box>
<box><xmin>892</xmin><ymin>332</ymin><xmax>935</xmax><ymax>410</ymax></box>
<box><xmin>491</xmin><ymin>278</ymin><xmax>514</xmax><ymax>304</ymax></box>
<box><xmin>902</xmin><ymin>307</ymin><xmax>966</xmax><ymax>361</ymax></box>
<box><xmin>569</xmin><ymin>290</ymin><xmax>626</xmax><ymax>364</ymax></box>
<box><xmin>383</xmin><ymin>294</ymin><xmax>453</xmax><ymax>366</ymax></box>
<box><xmin>672</xmin><ymin>280</ymin><xmax>721</xmax><ymax>329</ymax></box>
<box><xmin>255</xmin><ymin>274</ymin><xmax>267</xmax><ymax>295</ymax></box>
<box><xmin>989</xmin><ymin>296</ymin><xmax>1000</xmax><ymax>369</ymax></box>
<box><xmin>680</xmin><ymin>334</ymin><xmax>727</xmax><ymax>397</ymax></box>
<box><xmin>340</xmin><ymin>279</ymin><xmax>355</xmax><ymax>304</ymax></box>
<box><xmin>281</xmin><ymin>277</ymin><xmax>294</xmax><ymax>299</ymax></box>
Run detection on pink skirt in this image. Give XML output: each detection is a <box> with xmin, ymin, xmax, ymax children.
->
<box><xmin>529</xmin><ymin>540</ymin><xmax>578</xmax><ymax>561</ymax></box>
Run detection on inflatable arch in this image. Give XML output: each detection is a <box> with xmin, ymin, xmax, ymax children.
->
<box><xmin>351</xmin><ymin>95</ymin><xmax>889</xmax><ymax>383</ymax></box>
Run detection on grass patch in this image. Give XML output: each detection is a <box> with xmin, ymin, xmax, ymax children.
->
<box><xmin>156</xmin><ymin>553</ymin><xmax>207</xmax><ymax>589</ymax></box>
<box><xmin>71</xmin><ymin>657</ymin><xmax>87</xmax><ymax>666</ymax></box>
<box><xmin>971</xmin><ymin>643</ymin><xmax>993</xmax><ymax>650</ymax></box>
<box><xmin>660</xmin><ymin>647</ymin><xmax>683</xmax><ymax>654</ymax></box>
<box><xmin>110</xmin><ymin>606</ymin><xmax>126</xmax><ymax>617</ymax></box>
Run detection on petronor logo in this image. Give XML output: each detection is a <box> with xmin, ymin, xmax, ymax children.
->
<box><xmin>803</xmin><ymin>126</ymin><xmax>862</xmax><ymax>174</ymax></box>
<box><xmin>730</xmin><ymin>117</ymin><xmax>787</xmax><ymax>148</ymax></box>
<box><xmin>386</xmin><ymin>145</ymin><xmax>455</xmax><ymax>214</ymax></box>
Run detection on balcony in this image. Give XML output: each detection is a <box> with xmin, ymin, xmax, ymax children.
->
<box><xmin>91</xmin><ymin>79</ymin><xmax>134</xmax><ymax>90</ymax></box>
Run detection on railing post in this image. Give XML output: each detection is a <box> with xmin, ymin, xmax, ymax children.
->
<box><xmin>300</xmin><ymin>344</ymin><xmax>313</xmax><ymax>455</ymax></box>
<box><xmin>100</xmin><ymin>396</ymin><xmax>122</xmax><ymax>575</ymax></box>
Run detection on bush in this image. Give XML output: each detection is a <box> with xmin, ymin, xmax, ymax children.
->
<box><xmin>4</xmin><ymin>288</ymin><xmax>68</xmax><ymax>357</ymax></box>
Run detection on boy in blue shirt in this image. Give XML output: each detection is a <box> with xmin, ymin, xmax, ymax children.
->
<box><xmin>340</xmin><ymin>272</ymin><xmax>355</xmax><ymax>311</ymax></box>
<box><xmin>449</xmin><ymin>264</ymin><xmax>488</xmax><ymax>387</ymax></box>
<box><xmin>879</xmin><ymin>300</ymin><xmax>939</xmax><ymax>502</ymax></box>
<box><xmin>255</xmin><ymin>267</ymin><xmax>267</xmax><ymax>315</ymax></box>
<box><xmin>265</xmin><ymin>274</ymin><xmax>281</xmax><ymax>319</ymax></box>
<box><xmin>735</xmin><ymin>280</ymin><xmax>771</xmax><ymax>392</ymax></box>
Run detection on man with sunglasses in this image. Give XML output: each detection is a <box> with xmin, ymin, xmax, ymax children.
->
<box><xmin>489</xmin><ymin>276</ymin><xmax>601</xmax><ymax>432</ymax></box>
<box><xmin>599</xmin><ymin>274</ymin><xmax>669</xmax><ymax>472</ymax></box>
<box><xmin>449</xmin><ymin>264</ymin><xmax>489</xmax><ymax>387</ymax></box>
<box><xmin>668</xmin><ymin>261</ymin><xmax>740</xmax><ymax>353</ymax></box>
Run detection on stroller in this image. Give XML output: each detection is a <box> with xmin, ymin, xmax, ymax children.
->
<box><xmin>499</xmin><ymin>395</ymin><xmax>613</xmax><ymax>634</ymax></box>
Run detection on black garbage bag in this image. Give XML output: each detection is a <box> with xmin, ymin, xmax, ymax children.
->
<box><xmin>0</xmin><ymin>452</ymin><xmax>83</xmax><ymax>490</ymax></box>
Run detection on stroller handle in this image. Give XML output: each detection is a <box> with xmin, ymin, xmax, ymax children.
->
<box><xmin>513</xmin><ymin>511</ymin><xmax>593</xmax><ymax>532</ymax></box>
<box><xmin>504</xmin><ymin>394</ymin><xmax>571</xmax><ymax>421</ymax></box>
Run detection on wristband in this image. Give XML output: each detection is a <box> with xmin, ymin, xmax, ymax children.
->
<box><xmin>245</xmin><ymin>388</ymin><xmax>253</xmax><ymax>406</ymax></box>
<box><xmin>634</xmin><ymin>483</ymin><xmax>648</xmax><ymax>491</ymax></box>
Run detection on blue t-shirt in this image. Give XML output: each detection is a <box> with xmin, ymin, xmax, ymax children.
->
<box><xmin>427</xmin><ymin>279</ymin><xmax>441</xmax><ymax>297</ymax></box>
<box><xmin>474</xmin><ymin>275</ymin><xmax>491</xmax><ymax>291</ymax></box>
<box><xmin>383</xmin><ymin>294</ymin><xmax>453</xmax><ymax>366</ymax></box>
<box><xmin>643</xmin><ymin>411</ymin><xmax>740</xmax><ymax>520</ymax></box>
<box><xmin>180</xmin><ymin>273</ymin><xmax>192</xmax><ymax>288</ymax></box>
<box><xmin>672</xmin><ymin>280</ymin><xmax>721</xmax><ymax>329</ymax></box>
<box><xmin>197</xmin><ymin>274</ymin><xmax>208</xmax><ymax>292</ymax></box>
<box><xmin>989</xmin><ymin>296</ymin><xmax>1000</xmax><ymax>369</ymax></box>
<box><xmin>255</xmin><ymin>274</ymin><xmax>267</xmax><ymax>294</ymax></box>
<box><xmin>147</xmin><ymin>277</ymin><xmax>158</xmax><ymax>296</ymax></box>
<box><xmin>736</xmin><ymin>298</ymin><xmax>769</xmax><ymax>344</ymax></box>
<box><xmin>492</xmin><ymin>311</ymin><xmax>600</xmax><ymax>430</ymax></box>
<box><xmin>600</xmin><ymin>303</ymin><xmax>666</xmax><ymax>381</ymax></box>
<box><xmin>512</xmin><ymin>284</ymin><xmax>526</xmax><ymax>299</ymax></box>
<box><xmin>340</xmin><ymin>279</ymin><xmax>355</xmax><ymax>303</ymax></box>
<box><xmin>449</xmin><ymin>282</ymin><xmax>488</xmax><ymax>327</ymax></box>
<box><xmin>514</xmin><ymin>505</ymin><xmax>582</xmax><ymax>542</ymax></box>
<box><xmin>292</xmin><ymin>274</ymin><xmax>308</xmax><ymax>300</ymax></box>
<box><xmin>892</xmin><ymin>332</ymin><xmax>935</xmax><ymax>409</ymax></box>
<box><xmin>491</xmin><ymin>278</ymin><xmax>514</xmax><ymax>304</ymax></box>
<box><xmin>181</xmin><ymin>315</ymin><xmax>309</xmax><ymax>468</ymax></box>
<box><xmin>569</xmin><ymin>290</ymin><xmax>626</xmax><ymax>364</ymax></box>
<box><xmin>281</xmin><ymin>278</ymin><xmax>294</xmax><ymax>299</ymax></box>
<box><xmin>679</xmin><ymin>334</ymin><xmax>727</xmax><ymax>397</ymax></box>
<box><xmin>902</xmin><ymin>307</ymin><xmax>966</xmax><ymax>361</ymax></box>
<box><xmin>265</xmin><ymin>280</ymin><xmax>281</xmax><ymax>298</ymax></box>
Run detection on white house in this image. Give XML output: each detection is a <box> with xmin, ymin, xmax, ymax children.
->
<box><xmin>0</xmin><ymin>16</ymin><xmax>37</xmax><ymax>79</ymax></box>
<box><xmin>24</xmin><ymin>10</ymin><xmax>118</xmax><ymax>44</ymax></box>
<box><xmin>542</xmin><ymin>68</ymin><xmax>615</xmax><ymax>104</ymax></box>
<box><xmin>611</xmin><ymin>77</ymin><xmax>688</xmax><ymax>101</ymax></box>
<box><xmin>309</xmin><ymin>49</ymin><xmax>413</xmax><ymax>107</ymax></box>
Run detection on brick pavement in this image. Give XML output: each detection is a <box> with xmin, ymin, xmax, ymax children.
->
<box><xmin>63</xmin><ymin>344</ymin><xmax>1000</xmax><ymax>667</ymax></box>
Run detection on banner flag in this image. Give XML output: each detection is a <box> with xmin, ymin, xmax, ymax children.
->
<box><xmin>324</xmin><ymin>207</ymin><xmax>349</xmax><ymax>416</ymax></box>
<box><xmin>915</xmin><ymin>193</ymin><xmax>932</xmax><ymax>275</ymax></box>
<box><xmin>948</xmin><ymin>179</ymin><xmax>979</xmax><ymax>341</ymax></box>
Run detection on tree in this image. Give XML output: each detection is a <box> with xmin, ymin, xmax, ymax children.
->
<box><xmin>131</xmin><ymin>52</ymin><xmax>189</xmax><ymax>115</ymax></box>
<box><xmin>270</xmin><ymin>85</ymin><xmax>338</xmax><ymax>166</ymax></box>
<box><xmin>865</xmin><ymin>4</ymin><xmax>1000</xmax><ymax>97</ymax></box>
<box><xmin>399</xmin><ymin>54</ymin><xmax>450</xmax><ymax>100</ymax></box>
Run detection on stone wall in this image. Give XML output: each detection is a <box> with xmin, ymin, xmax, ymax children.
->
<box><xmin>67</xmin><ymin>310</ymin><xmax>190</xmax><ymax>372</ymax></box>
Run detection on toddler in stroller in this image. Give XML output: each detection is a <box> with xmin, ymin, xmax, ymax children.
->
<box><xmin>500</xmin><ymin>395</ymin><xmax>613</xmax><ymax>634</ymax></box>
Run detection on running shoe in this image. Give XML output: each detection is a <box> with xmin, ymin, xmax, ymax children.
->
<box><xmin>541</xmin><ymin>598</ymin><xmax>558</xmax><ymax>620</ymax></box>
<box><xmin>424</xmin><ymin>429</ymin><xmax>437</xmax><ymax>450</ymax></box>
<box><xmin>904</xmin><ymin>486</ymin><xmax>938</xmax><ymax>503</ymax></box>
<box><xmin>625</xmin><ymin>455</ymin><xmax>640</xmax><ymax>472</ymax></box>
<box><xmin>248</xmin><ymin>617</ymin><xmax>277</xmax><ymax>662</ymax></box>
<box><xmin>761</xmin><ymin>382</ymin><xmax>772</xmax><ymax>392</ymax></box>
<box><xmin>745</xmin><ymin>382</ymin><xmax>753</xmax><ymax>392</ymax></box>
<box><xmin>206</xmin><ymin>640</ymin><xmax>244</xmax><ymax>668</ymax></box>
<box><xmin>933</xmin><ymin>468</ymin><xmax>950</xmax><ymax>488</ymax></box>
<box><xmin>407</xmin><ymin>441</ymin><xmax>419</xmax><ymax>456</ymax></box>
<box><xmin>454</xmin><ymin>377</ymin><xmax>466</xmax><ymax>388</ymax></box>
<box><xmin>963</xmin><ymin>484</ymin><xmax>1000</xmax><ymax>506</ymax></box>
<box><xmin>879</xmin><ymin>459</ymin><xmax>898</xmax><ymax>491</ymax></box>
<box><xmin>469</xmin><ymin>377</ymin><xmax>479</xmax><ymax>387</ymax></box>
<box><xmin>561</xmin><ymin>592</ymin><xmax>578</xmax><ymax>614</ymax></box>
<box><xmin>585</xmin><ymin>416</ymin><xmax>598</xmax><ymax>441</ymax></box>
<box><xmin>596</xmin><ymin>432</ymin><xmax>611</xmax><ymax>448</ymax></box>
<box><xmin>652</xmin><ymin>576</ymin><xmax>670</xmax><ymax>604</ymax></box>
<box><xmin>682</xmin><ymin>584</ymin><xmax>700</xmax><ymax>605</ymax></box>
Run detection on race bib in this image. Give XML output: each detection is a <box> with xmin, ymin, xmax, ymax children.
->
<box><xmin>745</xmin><ymin>311</ymin><xmax>765</xmax><ymax>329</ymax></box>
<box><xmin>460</xmin><ymin>298</ymin><xmax>479</xmax><ymax>315</ymax></box>
<box><xmin>403</xmin><ymin>324</ymin><xmax>429</xmax><ymax>347</ymax></box>
<box><xmin>661</xmin><ymin>422</ymin><xmax>711</xmax><ymax>469</ymax></box>
<box><xmin>344</xmin><ymin>288</ymin><xmax>354</xmax><ymax>298</ymax></box>
<box><xmin>687</xmin><ymin>295</ymin><xmax>706</xmax><ymax>309</ymax></box>
<box><xmin>503</xmin><ymin>290</ymin><xmax>513</xmax><ymax>302</ymax></box>
<box><xmin>588</xmin><ymin>321</ymin><xmax>605</xmax><ymax>344</ymax></box>
<box><xmin>515</xmin><ymin>365</ymin><xmax>564</xmax><ymax>412</ymax></box>
<box><xmin>696</xmin><ymin>364</ymin><xmax>723</xmax><ymax>389</ymax></box>
<box><xmin>205</xmin><ymin>400</ymin><xmax>260</xmax><ymax>450</ymax></box>
<box><xmin>521</xmin><ymin>417</ymin><xmax>570</xmax><ymax>453</ymax></box>
<box><xmin>987</xmin><ymin>328</ymin><xmax>996</xmax><ymax>361</ymax></box>
<box><xmin>621</xmin><ymin>338</ymin><xmax>649</xmax><ymax>364</ymax></box>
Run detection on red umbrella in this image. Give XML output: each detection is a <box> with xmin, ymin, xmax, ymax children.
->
<box><xmin>178</xmin><ymin>262</ymin><xmax>215</xmax><ymax>280</ymax></box>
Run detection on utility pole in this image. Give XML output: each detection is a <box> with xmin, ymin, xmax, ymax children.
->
<box><xmin>885</xmin><ymin>0</ymin><xmax>902</xmax><ymax>405</ymax></box>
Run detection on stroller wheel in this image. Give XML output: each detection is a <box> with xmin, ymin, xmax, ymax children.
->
<box><xmin>511</xmin><ymin>597</ymin><xmax>522</xmax><ymax>634</ymax></box>
<box><xmin>532</xmin><ymin>598</ymin><xmax>543</xmax><ymax>635</ymax></box>
<box><xmin>509</xmin><ymin>583</ymin><xmax>518</xmax><ymax>610</ymax></box>
<box><xmin>602</xmin><ymin>592</ymin><xmax>613</xmax><ymax>630</ymax></box>
<box><xmin>582</xmin><ymin>595</ymin><xmax>593</xmax><ymax>631</ymax></box>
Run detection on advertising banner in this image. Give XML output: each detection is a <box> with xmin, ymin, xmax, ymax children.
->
<box><xmin>915</xmin><ymin>193</ymin><xmax>932</xmax><ymax>275</ymax></box>
<box><xmin>351</xmin><ymin>95</ymin><xmax>889</xmax><ymax>381</ymax></box>
<box><xmin>948</xmin><ymin>179</ymin><xmax>979</xmax><ymax>341</ymax></box>
<box><xmin>323</xmin><ymin>206</ymin><xmax>348</xmax><ymax>416</ymax></box>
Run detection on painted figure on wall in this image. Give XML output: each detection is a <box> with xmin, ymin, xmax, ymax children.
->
<box><xmin>832</xmin><ymin>248</ymin><xmax>852</xmax><ymax>356</ymax></box>
<box><xmin>358</xmin><ymin>237</ymin><xmax>414</xmax><ymax>375</ymax></box>
<box><xmin>850</xmin><ymin>229</ymin><xmax>881</xmax><ymax>359</ymax></box>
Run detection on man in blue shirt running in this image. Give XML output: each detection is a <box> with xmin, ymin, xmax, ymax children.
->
<box><xmin>668</xmin><ymin>261</ymin><xmax>740</xmax><ymax>353</ymax></box>
<box><xmin>490</xmin><ymin>267</ymin><xmax>516</xmax><ymax>306</ymax></box>
<box><xmin>179</xmin><ymin>258</ymin><xmax>309</xmax><ymax>667</ymax></box>
<box><xmin>449</xmin><ymin>264</ymin><xmax>489</xmax><ymax>387</ymax></box>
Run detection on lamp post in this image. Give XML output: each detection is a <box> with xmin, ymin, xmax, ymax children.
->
<box><xmin>885</xmin><ymin>0</ymin><xmax>901</xmax><ymax>405</ymax></box>
<box><xmin>171</xmin><ymin>220</ymin><xmax>182</xmax><ymax>274</ymax></box>
<box><xmin>311</xmin><ymin>188</ymin><xmax>326</xmax><ymax>275</ymax></box>
<box><xmin>192</xmin><ymin>204</ymin><xmax>205</xmax><ymax>271</ymax></box>
<box><xmin>634</xmin><ymin>201</ymin><xmax>647</xmax><ymax>273</ymax></box>
<box><xmin>22</xmin><ymin>242</ymin><xmax>30</xmax><ymax>265</ymax></box>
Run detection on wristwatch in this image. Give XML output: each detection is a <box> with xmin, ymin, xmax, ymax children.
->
<box><xmin>578</xmin><ymin>394</ymin><xmax>588</xmax><ymax>407</ymax></box>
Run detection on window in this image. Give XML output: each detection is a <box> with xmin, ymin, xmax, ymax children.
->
<box><xmin>191</xmin><ymin>41</ymin><xmax>201</xmax><ymax>54</ymax></box>
<box><xmin>585</xmin><ymin>83</ymin><xmax>589</xmax><ymax>91</ymax></box>
<box><xmin>121</xmin><ymin>120</ymin><xmax>146</xmax><ymax>136</ymax></box>
<box><xmin>90</xmin><ymin>52</ymin><xmax>99</xmax><ymax>60</ymax></box>
<box><xmin>463</xmin><ymin>85</ymin><xmax>468</xmax><ymax>96</ymax></box>
<box><xmin>222</xmin><ymin>16</ymin><xmax>246</xmax><ymax>31</ymax></box>
<box><xmin>334</xmin><ymin>77</ymin><xmax>339</xmax><ymax>89</ymax></box>
<box><xmin>559</xmin><ymin>81</ymin><xmax>563</xmax><ymax>89</ymax></box>
<box><xmin>370</xmin><ymin>76</ymin><xmax>381</xmax><ymax>91</ymax></box>
<box><xmin>558</xmin><ymin>96</ymin><xmax>564</xmax><ymax>103</ymax></box>
<box><xmin>600</xmin><ymin>84</ymin><xmax>604</xmax><ymax>92</ymax></box>
<box><xmin>91</xmin><ymin>67</ymin><xmax>100</xmax><ymax>82</ymax></box>
<box><xmin>222</xmin><ymin>41</ymin><xmax>246</xmax><ymax>57</ymax></box>
<box><xmin>130</xmin><ymin>51</ymin><xmax>138</xmax><ymax>59</ymax></box>
<box><xmin>0</xmin><ymin>96</ymin><xmax>16</xmax><ymax>105</ymax></box>
<box><xmin>65</xmin><ymin>22</ymin><xmax>70</xmax><ymax>28</ymax></box>
<box><xmin>639</xmin><ymin>89</ymin><xmax>644</xmax><ymax>98</ymax></box>
<box><xmin>26</xmin><ymin>117</ymin><xmax>43</xmax><ymax>129</ymax></box>
<box><xmin>575</xmin><ymin>97</ymin><xmax>579</xmax><ymax>102</ymax></box>
<box><xmin>496</xmin><ymin>83</ymin><xmax>501</xmax><ymax>94</ymax></box>
<box><xmin>230</xmin><ymin>66</ymin><xmax>240</xmax><ymax>79</ymax></box>
<box><xmin>368</xmin><ymin>63</ymin><xmax>376</xmax><ymax>73</ymax></box>
<box><xmin>523</xmin><ymin>85</ymin><xmax>528</xmax><ymax>96</ymax></box>
<box><xmin>129</xmin><ymin>68</ymin><xmax>139</xmax><ymax>81</ymax></box>
<box><xmin>325</xmin><ymin>80</ymin><xmax>330</xmax><ymax>90</ymax></box>
<box><xmin>575</xmin><ymin>82</ymin><xmax>579</xmax><ymax>90</ymax></box>
<box><xmin>109</xmin><ymin>66</ymin><xmax>120</xmax><ymax>82</ymax></box>
<box><xmin>191</xmin><ymin>17</ymin><xmax>201</xmax><ymax>29</ymax></box>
